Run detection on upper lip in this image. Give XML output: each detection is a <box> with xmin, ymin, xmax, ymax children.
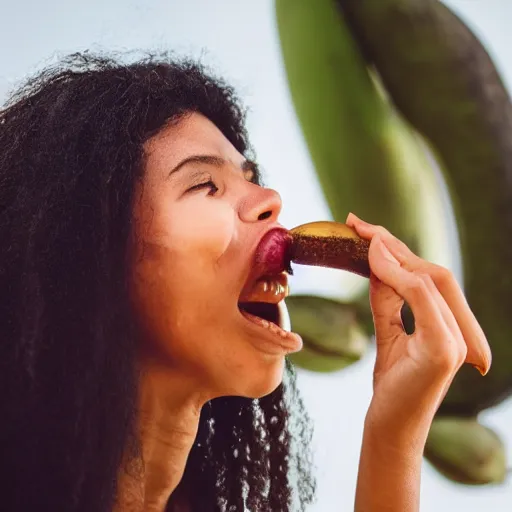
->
<box><xmin>239</xmin><ymin>226</ymin><xmax>293</xmax><ymax>299</ymax></box>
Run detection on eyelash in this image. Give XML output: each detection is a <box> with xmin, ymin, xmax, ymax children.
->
<box><xmin>188</xmin><ymin>180</ymin><xmax>219</xmax><ymax>195</ymax></box>
<box><xmin>187</xmin><ymin>172</ymin><xmax>259</xmax><ymax>196</ymax></box>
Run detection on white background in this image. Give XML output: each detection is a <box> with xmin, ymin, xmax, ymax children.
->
<box><xmin>1</xmin><ymin>0</ymin><xmax>511</xmax><ymax>509</ymax></box>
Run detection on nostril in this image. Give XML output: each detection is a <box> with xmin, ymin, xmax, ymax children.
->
<box><xmin>258</xmin><ymin>211</ymin><xmax>272</xmax><ymax>221</ymax></box>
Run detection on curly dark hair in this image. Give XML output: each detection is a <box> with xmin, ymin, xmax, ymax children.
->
<box><xmin>0</xmin><ymin>51</ymin><xmax>317</xmax><ymax>511</ymax></box>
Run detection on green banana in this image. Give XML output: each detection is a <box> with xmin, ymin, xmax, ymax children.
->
<box><xmin>274</xmin><ymin>0</ymin><xmax>452</xmax><ymax>387</ymax></box>
<box><xmin>275</xmin><ymin>0</ymin><xmax>443</xmax><ymax>256</ymax></box>
<box><xmin>337</xmin><ymin>0</ymin><xmax>512</xmax><ymax>417</ymax></box>
<box><xmin>285</xmin><ymin>295</ymin><xmax>369</xmax><ymax>372</ymax></box>
<box><xmin>275</xmin><ymin>0</ymin><xmax>510</xmax><ymax>485</ymax></box>
<box><xmin>425</xmin><ymin>417</ymin><xmax>507</xmax><ymax>485</ymax></box>
<box><xmin>275</xmin><ymin>0</ymin><xmax>452</xmax><ymax>361</ymax></box>
<box><xmin>275</xmin><ymin>0</ymin><xmax>453</xmax><ymax>307</ymax></box>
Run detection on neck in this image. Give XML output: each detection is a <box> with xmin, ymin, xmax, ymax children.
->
<box><xmin>115</xmin><ymin>360</ymin><xmax>208</xmax><ymax>512</ymax></box>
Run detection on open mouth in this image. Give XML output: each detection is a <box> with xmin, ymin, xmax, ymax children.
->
<box><xmin>237</xmin><ymin>274</ymin><xmax>290</xmax><ymax>331</ymax></box>
<box><xmin>238</xmin><ymin>301</ymin><xmax>280</xmax><ymax>325</ymax></box>
<box><xmin>237</xmin><ymin>227</ymin><xmax>294</xmax><ymax>332</ymax></box>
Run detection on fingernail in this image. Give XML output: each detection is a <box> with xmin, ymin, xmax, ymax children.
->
<box><xmin>347</xmin><ymin>212</ymin><xmax>366</xmax><ymax>224</ymax></box>
<box><xmin>472</xmin><ymin>353</ymin><xmax>491</xmax><ymax>376</ymax></box>
<box><xmin>347</xmin><ymin>212</ymin><xmax>367</xmax><ymax>225</ymax></box>
<box><xmin>473</xmin><ymin>364</ymin><xmax>487</xmax><ymax>376</ymax></box>
<box><xmin>375</xmin><ymin>236</ymin><xmax>399</xmax><ymax>264</ymax></box>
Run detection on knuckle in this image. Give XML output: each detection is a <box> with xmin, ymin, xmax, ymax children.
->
<box><xmin>375</xmin><ymin>225</ymin><xmax>390</xmax><ymax>238</ymax></box>
<box><xmin>417</xmin><ymin>272</ymin><xmax>434</xmax><ymax>285</ymax></box>
<box><xmin>431</xmin><ymin>337</ymin><xmax>466</xmax><ymax>372</ymax></box>
<box><xmin>432</xmin><ymin>345</ymin><xmax>458</xmax><ymax>371</ymax></box>
<box><xmin>390</xmin><ymin>233</ymin><xmax>410</xmax><ymax>251</ymax></box>
<box><xmin>409</xmin><ymin>274</ymin><xmax>431</xmax><ymax>297</ymax></box>
<box><xmin>431</xmin><ymin>264</ymin><xmax>453</xmax><ymax>286</ymax></box>
<box><xmin>457</xmin><ymin>342</ymin><xmax>468</xmax><ymax>364</ymax></box>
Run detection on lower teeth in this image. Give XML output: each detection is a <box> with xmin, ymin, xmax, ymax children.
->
<box><xmin>242</xmin><ymin>310</ymin><xmax>291</xmax><ymax>338</ymax></box>
<box><xmin>277</xmin><ymin>300</ymin><xmax>291</xmax><ymax>332</ymax></box>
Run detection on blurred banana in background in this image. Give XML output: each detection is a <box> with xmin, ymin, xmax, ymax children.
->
<box><xmin>275</xmin><ymin>0</ymin><xmax>511</xmax><ymax>486</ymax></box>
<box><xmin>275</xmin><ymin>0</ymin><xmax>448</xmax><ymax>375</ymax></box>
<box><xmin>425</xmin><ymin>417</ymin><xmax>507</xmax><ymax>485</ymax></box>
<box><xmin>283</xmin><ymin>295</ymin><xmax>369</xmax><ymax>373</ymax></box>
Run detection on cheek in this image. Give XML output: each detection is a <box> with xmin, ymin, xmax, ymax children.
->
<box><xmin>131</xmin><ymin>197</ymin><xmax>236</xmax><ymax>361</ymax></box>
<box><xmin>132</xmin><ymin>256</ymin><xmax>285</xmax><ymax>397</ymax></box>
<box><xmin>168</xmin><ymin>200</ymin><xmax>234</xmax><ymax>263</ymax></box>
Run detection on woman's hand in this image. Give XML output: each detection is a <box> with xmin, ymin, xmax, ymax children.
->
<box><xmin>347</xmin><ymin>212</ymin><xmax>492</xmax><ymax>511</ymax></box>
<box><xmin>347</xmin><ymin>212</ymin><xmax>491</xmax><ymax>429</ymax></box>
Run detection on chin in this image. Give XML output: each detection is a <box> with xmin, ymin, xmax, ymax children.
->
<box><xmin>236</xmin><ymin>356</ymin><xmax>286</xmax><ymax>400</ymax></box>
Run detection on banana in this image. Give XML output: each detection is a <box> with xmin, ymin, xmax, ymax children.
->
<box><xmin>337</xmin><ymin>0</ymin><xmax>512</xmax><ymax>417</ymax></box>
<box><xmin>274</xmin><ymin>0</ymin><xmax>452</xmax><ymax>305</ymax></box>
<box><xmin>286</xmin><ymin>220</ymin><xmax>418</xmax><ymax>337</ymax></box>
<box><xmin>289</xmin><ymin>221</ymin><xmax>370</xmax><ymax>278</ymax></box>
<box><xmin>275</xmin><ymin>0</ymin><xmax>508</xmax><ymax>486</ymax></box>
<box><xmin>275</xmin><ymin>0</ymin><xmax>451</xmax><ymax>261</ymax></box>
<box><xmin>285</xmin><ymin>295</ymin><xmax>370</xmax><ymax>372</ymax></box>
<box><xmin>275</xmin><ymin>0</ymin><xmax>451</xmax><ymax>386</ymax></box>
<box><xmin>425</xmin><ymin>417</ymin><xmax>507</xmax><ymax>485</ymax></box>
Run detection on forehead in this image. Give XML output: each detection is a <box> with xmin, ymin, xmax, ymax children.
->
<box><xmin>144</xmin><ymin>112</ymin><xmax>245</xmax><ymax>170</ymax></box>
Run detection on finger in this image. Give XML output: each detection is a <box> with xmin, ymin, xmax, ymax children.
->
<box><xmin>369</xmin><ymin>234</ymin><xmax>453</xmax><ymax>351</ymax></box>
<box><xmin>347</xmin><ymin>212</ymin><xmax>491</xmax><ymax>375</ymax></box>
<box><xmin>420</xmin><ymin>273</ymin><xmax>469</xmax><ymax>408</ymax></box>
<box><xmin>419</xmin><ymin>272</ymin><xmax>467</xmax><ymax>368</ymax></box>
<box><xmin>368</xmin><ymin>270</ymin><xmax>405</xmax><ymax>344</ymax></box>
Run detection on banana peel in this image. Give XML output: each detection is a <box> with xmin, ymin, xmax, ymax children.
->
<box><xmin>285</xmin><ymin>295</ymin><xmax>369</xmax><ymax>373</ymax></box>
<box><xmin>425</xmin><ymin>417</ymin><xmax>507</xmax><ymax>485</ymax></box>
<box><xmin>337</xmin><ymin>0</ymin><xmax>512</xmax><ymax>417</ymax></box>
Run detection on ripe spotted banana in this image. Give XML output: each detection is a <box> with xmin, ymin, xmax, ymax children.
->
<box><xmin>289</xmin><ymin>221</ymin><xmax>370</xmax><ymax>278</ymax></box>
<box><xmin>285</xmin><ymin>222</ymin><xmax>371</xmax><ymax>372</ymax></box>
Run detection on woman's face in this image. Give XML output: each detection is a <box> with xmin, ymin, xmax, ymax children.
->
<box><xmin>131</xmin><ymin>112</ymin><xmax>302</xmax><ymax>400</ymax></box>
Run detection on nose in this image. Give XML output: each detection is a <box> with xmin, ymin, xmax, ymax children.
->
<box><xmin>239</xmin><ymin>185</ymin><xmax>283</xmax><ymax>223</ymax></box>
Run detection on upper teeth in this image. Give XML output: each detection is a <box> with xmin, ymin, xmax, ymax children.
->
<box><xmin>261</xmin><ymin>279</ymin><xmax>289</xmax><ymax>297</ymax></box>
<box><xmin>239</xmin><ymin>275</ymin><xmax>290</xmax><ymax>305</ymax></box>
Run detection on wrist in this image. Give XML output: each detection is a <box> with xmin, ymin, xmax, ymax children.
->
<box><xmin>366</xmin><ymin>371</ymin><xmax>449</xmax><ymax>440</ymax></box>
<box><xmin>364</xmin><ymin>398</ymin><xmax>434</xmax><ymax>452</ymax></box>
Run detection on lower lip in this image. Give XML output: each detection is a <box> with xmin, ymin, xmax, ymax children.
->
<box><xmin>239</xmin><ymin>308</ymin><xmax>303</xmax><ymax>354</ymax></box>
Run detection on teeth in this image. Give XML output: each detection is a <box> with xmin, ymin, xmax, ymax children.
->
<box><xmin>244</xmin><ymin>278</ymin><xmax>290</xmax><ymax>302</ymax></box>
<box><xmin>277</xmin><ymin>300</ymin><xmax>291</xmax><ymax>332</ymax></box>
<box><xmin>261</xmin><ymin>280</ymin><xmax>287</xmax><ymax>296</ymax></box>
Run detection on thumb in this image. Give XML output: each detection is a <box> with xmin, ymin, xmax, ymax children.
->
<box><xmin>368</xmin><ymin>234</ymin><xmax>406</xmax><ymax>342</ymax></box>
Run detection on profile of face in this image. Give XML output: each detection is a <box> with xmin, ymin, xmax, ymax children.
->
<box><xmin>130</xmin><ymin>112</ymin><xmax>302</xmax><ymax>401</ymax></box>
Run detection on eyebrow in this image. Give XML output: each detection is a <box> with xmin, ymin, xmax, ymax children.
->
<box><xmin>167</xmin><ymin>154</ymin><xmax>261</xmax><ymax>184</ymax></box>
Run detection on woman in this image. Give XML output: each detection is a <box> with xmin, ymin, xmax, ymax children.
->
<box><xmin>0</xmin><ymin>51</ymin><xmax>491</xmax><ymax>512</ymax></box>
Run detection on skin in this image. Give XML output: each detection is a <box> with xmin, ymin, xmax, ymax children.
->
<box><xmin>116</xmin><ymin>112</ymin><xmax>302</xmax><ymax>511</ymax></box>
<box><xmin>346</xmin><ymin>213</ymin><xmax>491</xmax><ymax>511</ymax></box>
<box><xmin>115</xmin><ymin>112</ymin><xmax>491</xmax><ymax>511</ymax></box>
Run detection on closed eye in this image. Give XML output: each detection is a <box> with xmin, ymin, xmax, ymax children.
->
<box><xmin>187</xmin><ymin>180</ymin><xmax>219</xmax><ymax>195</ymax></box>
